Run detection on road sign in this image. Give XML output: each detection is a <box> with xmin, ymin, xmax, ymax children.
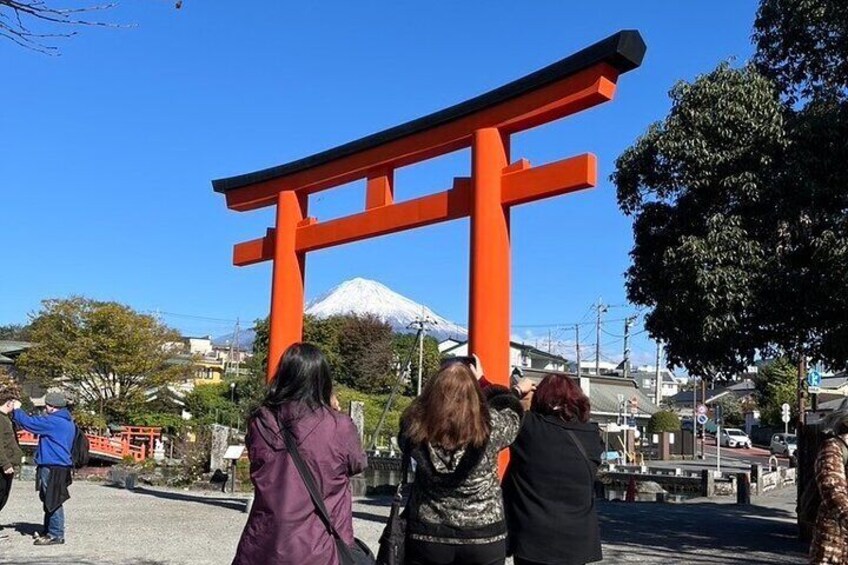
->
<box><xmin>697</xmin><ymin>404</ymin><xmax>707</xmax><ymax>416</ymax></box>
<box><xmin>807</xmin><ymin>370</ymin><xmax>822</xmax><ymax>388</ymax></box>
<box><xmin>696</xmin><ymin>414</ymin><xmax>708</xmax><ymax>426</ymax></box>
<box><xmin>781</xmin><ymin>403</ymin><xmax>791</xmax><ymax>414</ymax></box>
<box><xmin>629</xmin><ymin>397</ymin><xmax>638</xmax><ymax>415</ymax></box>
<box><xmin>809</xmin><ymin>386</ymin><xmax>821</xmax><ymax>394</ymax></box>
<box><xmin>782</xmin><ymin>413</ymin><xmax>791</xmax><ymax>424</ymax></box>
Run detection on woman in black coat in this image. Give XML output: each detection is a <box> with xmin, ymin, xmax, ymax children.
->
<box><xmin>502</xmin><ymin>373</ymin><xmax>603</xmax><ymax>565</ymax></box>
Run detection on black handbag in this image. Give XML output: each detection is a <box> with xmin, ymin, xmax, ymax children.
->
<box><xmin>376</xmin><ymin>453</ymin><xmax>411</xmax><ymax>565</ymax></box>
<box><xmin>278</xmin><ymin>414</ymin><xmax>376</xmax><ymax>565</ymax></box>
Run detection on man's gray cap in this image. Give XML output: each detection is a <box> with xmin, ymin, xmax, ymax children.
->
<box><xmin>44</xmin><ymin>391</ymin><xmax>68</xmax><ymax>408</ymax></box>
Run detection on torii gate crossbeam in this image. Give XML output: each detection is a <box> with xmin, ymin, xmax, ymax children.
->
<box><xmin>213</xmin><ymin>31</ymin><xmax>646</xmax><ymax>391</ymax></box>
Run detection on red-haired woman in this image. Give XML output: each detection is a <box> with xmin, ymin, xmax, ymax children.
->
<box><xmin>502</xmin><ymin>373</ymin><xmax>603</xmax><ymax>565</ymax></box>
<box><xmin>399</xmin><ymin>360</ymin><xmax>528</xmax><ymax>565</ymax></box>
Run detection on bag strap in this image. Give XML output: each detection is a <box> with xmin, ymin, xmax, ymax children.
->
<box><xmin>394</xmin><ymin>452</ymin><xmax>411</xmax><ymax>499</ymax></box>
<box><xmin>566</xmin><ymin>430</ymin><xmax>591</xmax><ymax>465</ymax></box>
<box><xmin>276</xmin><ymin>412</ymin><xmax>355</xmax><ymax>564</ymax></box>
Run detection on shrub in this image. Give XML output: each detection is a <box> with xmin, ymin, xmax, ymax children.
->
<box><xmin>647</xmin><ymin>410</ymin><xmax>681</xmax><ymax>434</ymax></box>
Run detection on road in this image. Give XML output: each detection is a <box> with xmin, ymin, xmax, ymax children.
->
<box><xmin>700</xmin><ymin>435</ymin><xmax>790</xmax><ymax>469</ymax></box>
<box><xmin>0</xmin><ymin>480</ymin><xmax>807</xmax><ymax>564</ymax></box>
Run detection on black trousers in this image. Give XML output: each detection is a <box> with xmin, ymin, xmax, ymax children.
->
<box><xmin>0</xmin><ymin>473</ymin><xmax>12</xmax><ymax>513</ymax></box>
<box><xmin>406</xmin><ymin>538</ymin><xmax>506</xmax><ymax>565</ymax></box>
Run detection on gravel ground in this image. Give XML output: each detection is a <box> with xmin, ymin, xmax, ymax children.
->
<box><xmin>0</xmin><ymin>481</ymin><xmax>806</xmax><ymax>564</ymax></box>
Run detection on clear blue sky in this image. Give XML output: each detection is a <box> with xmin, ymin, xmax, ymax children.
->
<box><xmin>1</xmin><ymin>1</ymin><xmax>758</xmax><ymax>366</ymax></box>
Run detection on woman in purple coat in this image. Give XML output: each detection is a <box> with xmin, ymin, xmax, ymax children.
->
<box><xmin>232</xmin><ymin>343</ymin><xmax>368</xmax><ymax>565</ymax></box>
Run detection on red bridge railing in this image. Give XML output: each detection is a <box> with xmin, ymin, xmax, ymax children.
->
<box><xmin>17</xmin><ymin>428</ymin><xmax>154</xmax><ymax>463</ymax></box>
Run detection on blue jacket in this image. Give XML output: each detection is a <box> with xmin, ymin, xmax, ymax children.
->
<box><xmin>13</xmin><ymin>408</ymin><xmax>75</xmax><ymax>467</ymax></box>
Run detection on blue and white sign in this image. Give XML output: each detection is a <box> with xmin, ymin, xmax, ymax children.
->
<box><xmin>808</xmin><ymin>370</ymin><xmax>822</xmax><ymax>394</ymax></box>
<box><xmin>696</xmin><ymin>414</ymin><xmax>708</xmax><ymax>426</ymax></box>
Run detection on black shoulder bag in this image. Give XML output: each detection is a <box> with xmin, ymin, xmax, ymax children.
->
<box><xmin>376</xmin><ymin>453</ymin><xmax>411</xmax><ymax>565</ymax></box>
<box><xmin>277</xmin><ymin>414</ymin><xmax>375</xmax><ymax>565</ymax></box>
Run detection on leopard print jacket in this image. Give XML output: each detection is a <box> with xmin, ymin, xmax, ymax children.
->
<box><xmin>400</xmin><ymin>387</ymin><xmax>523</xmax><ymax>545</ymax></box>
<box><xmin>810</xmin><ymin>434</ymin><xmax>848</xmax><ymax>564</ymax></box>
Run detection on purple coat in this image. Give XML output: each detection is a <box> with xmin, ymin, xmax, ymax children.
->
<box><xmin>232</xmin><ymin>403</ymin><xmax>367</xmax><ymax>565</ymax></box>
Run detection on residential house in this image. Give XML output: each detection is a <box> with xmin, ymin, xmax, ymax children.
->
<box><xmin>518</xmin><ymin>367</ymin><xmax>660</xmax><ymax>427</ymax></box>
<box><xmin>620</xmin><ymin>363</ymin><xmax>681</xmax><ymax>406</ymax></box>
<box><xmin>439</xmin><ymin>339</ymin><xmax>568</xmax><ymax>373</ymax></box>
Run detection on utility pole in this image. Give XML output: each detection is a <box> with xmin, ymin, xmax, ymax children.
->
<box><xmin>234</xmin><ymin>318</ymin><xmax>241</xmax><ymax>377</ymax></box>
<box><xmin>623</xmin><ymin>316</ymin><xmax>636</xmax><ymax>380</ymax></box>
<box><xmin>575</xmin><ymin>324</ymin><xmax>581</xmax><ymax>376</ymax></box>
<box><xmin>547</xmin><ymin>329</ymin><xmax>552</xmax><ymax>354</ymax></box>
<box><xmin>693</xmin><ymin>376</ymin><xmax>699</xmax><ymax>460</ymax></box>
<box><xmin>409</xmin><ymin>314</ymin><xmax>434</xmax><ymax>396</ymax></box>
<box><xmin>797</xmin><ymin>356</ymin><xmax>807</xmax><ymax>430</ymax></box>
<box><xmin>654</xmin><ymin>341</ymin><xmax>663</xmax><ymax>407</ymax></box>
<box><xmin>417</xmin><ymin>324</ymin><xmax>426</xmax><ymax>396</ymax></box>
<box><xmin>595</xmin><ymin>299</ymin><xmax>607</xmax><ymax>376</ymax></box>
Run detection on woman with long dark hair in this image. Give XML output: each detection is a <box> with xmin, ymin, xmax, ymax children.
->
<box><xmin>400</xmin><ymin>359</ymin><xmax>527</xmax><ymax>565</ymax></box>
<box><xmin>503</xmin><ymin>373</ymin><xmax>603</xmax><ymax>565</ymax></box>
<box><xmin>232</xmin><ymin>343</ymin><xmax>367</xmax><ymax>565</ymax></box>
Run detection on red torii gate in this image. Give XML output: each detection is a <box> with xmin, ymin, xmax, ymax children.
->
<box><xmin>213</xmin><ymin>31</ymin><xmax>645</xmax><ymax>391</ymax></box>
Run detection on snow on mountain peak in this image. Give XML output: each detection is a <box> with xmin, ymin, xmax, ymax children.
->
<box><xmin>306</xmin><ymin>278</ymin><xmax>467</xmax><ymax>340</ymax></box>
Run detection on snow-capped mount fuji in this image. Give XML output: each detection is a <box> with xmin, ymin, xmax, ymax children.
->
<box><xmin>306</xmin><ymin>278</ymin><xmax>468</xmax><ymax>341</ymax></box>
<box><xmin>213</xmin><ymin>278</ymin><xmax>468</xmax><ymax>350</ymax></box>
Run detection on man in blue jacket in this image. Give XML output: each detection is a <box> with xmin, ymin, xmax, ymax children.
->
<box><xmin>12</xmin><ymin>391</ymin><xmax>75</xmax><ymax>546</ymax></box>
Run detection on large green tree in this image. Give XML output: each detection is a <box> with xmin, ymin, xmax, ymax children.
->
<box><xmin>336</xmin><ymin>314</ymin><xmax>395</xmax><ymax>393</ymax></box>
<box><xmin>17</xmin><ymin>297</ymin><xmax>190</xmax><ymax>421</ymax></box>
<box><xmin>754</xmin><ymin>358</ymin><xmax>798</xmax><ymax>427</ymax></box>
<box><xmin>613</xmin><ymin>63</ymin><xmax>784</xmax><ymax>379</ymax></box>
<box><xmin>250</xmin><ymin>313</ymin><xmax>401</xmax><ymax>393</ymax></box>
<box><xmin>613</xmin><ymin>0</ymin><xmax>848</xmax><ymax>381</ymax></box>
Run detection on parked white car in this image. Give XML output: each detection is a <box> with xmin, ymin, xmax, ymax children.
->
<box><xmin>770</xmin><ymin>433</ymin><xmax>797</xmax><ymax>457</ymax></box>
<box><xmin>720</xmin><ymin>428</ymin><xmax>752</xmax><ymax>449</ymax></box>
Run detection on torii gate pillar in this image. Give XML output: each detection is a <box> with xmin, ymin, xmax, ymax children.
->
<box><xmin>469</xmin><ymin>128</ymin><xmax>511</xmax><ymax>385</ymax></box>
<box><xmin>268</xmin><ymin>191</ymin><xmax>307</xmax><ymax>377</ymax></box>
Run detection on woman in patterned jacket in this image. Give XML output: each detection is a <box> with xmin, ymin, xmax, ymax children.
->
<box><xmin>399</xmin><ymin>357</ymin><xmax>531</xmax><ymax>565</ymax></box>
<box><xmin>811</xmin><ymin>399</ymin><xmax>848</xmax><ymax>564</ymax></box>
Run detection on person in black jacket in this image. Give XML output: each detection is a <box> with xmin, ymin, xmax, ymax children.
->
<box><xmin>0</xmin><ymin>378</ymin><xmax>24</xmax><ymax>526</ymax></box>
<box><xmin>502</xmin><ymin>373</ymin><xmax>603</xmax><ymax>565</ymax></box>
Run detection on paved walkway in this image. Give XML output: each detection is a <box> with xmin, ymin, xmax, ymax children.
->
<box><xmin>0</xmin><ymin>481</ymin><xmax>807</xmax><ymax>564</ymax></box>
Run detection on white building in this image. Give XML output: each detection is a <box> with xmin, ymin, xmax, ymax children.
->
<box><xmin>571</xmin><ymin>360</ymin><xmax>620</xmax><ymax>376</ymax></box>
<box><xmin>628</xmin><ymin>365</ymin><xmax>680</xmax><ymax>405</ymax></box>
<box><xmin>439</xmin><ymin>340</ymin><xmax>568</xmax><ymax>373</ymax></box>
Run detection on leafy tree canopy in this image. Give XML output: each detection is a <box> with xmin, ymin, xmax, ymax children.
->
<box><xmin>0</xmin><ymin>323</ymin><xmax>31</xmax><ymax>341</ymax></box>
<box><xmin>613</xmin><ymin>63</ymin><xmax>784</xmax><ymax>378</ymax></box>
<box><xmin>17</xmin><ymin>297</ymin><xmax>191</xmax><ymax>422</ymax></box>
<box><xmin>754</xmin><ymin>0</ymin><xmax>848</xmax><ymax>102</ymax></box>
<box><xmin>252</xmin><ymin>313</ymin><xmax>403</xmax><ymax>394</ymax></box>
<box><xmin>714</xmin><ymin>393</ymin><xmax>745</xmax><ymax>427</ymax></box>
<box><xmin>753</xmin><ymin>358</ymin><xmax>798</xmax><ymax>427</ymax></box>
<box><xmin>614</xmin><ymin>0</ymin><xmax>848</xmax><ymax>379</ymax></box>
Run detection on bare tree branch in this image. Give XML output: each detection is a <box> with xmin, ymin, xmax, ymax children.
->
<box><xmin>0</xmin><ymin>0</ymin><xmax>122</xmax><ymax>54</ymax></box>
